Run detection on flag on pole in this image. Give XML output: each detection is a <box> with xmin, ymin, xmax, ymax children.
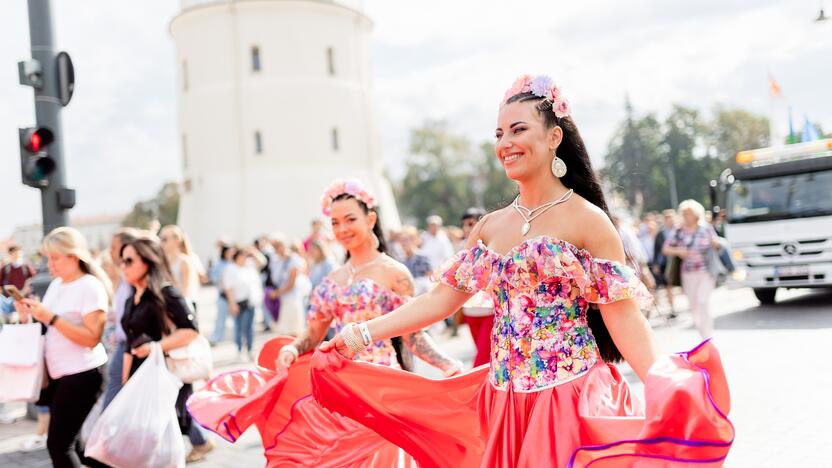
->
<box><xmin>768</xmin><ymin>74</ymin><xmax>786</xmax><ymax>146</ymax></box>
<box><xmin>768</xmin><ymin>75</ymin><xmax>782</xmax><ymax>97</ymax></box>
<box><xmin>802</xmin><ymin>115</ymin><xmax>820</xmax><ymax>142</ymax></box>
<box><xmin>787</xmin><ymin>107</ymin><xmax>798</xmax><ymax>144</ymax></box>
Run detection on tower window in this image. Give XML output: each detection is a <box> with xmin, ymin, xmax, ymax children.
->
<box><xmin>182</xmin><ymin>133</ymin><xmax>188</xmax><ymax>169</ymax></box>
<box><xmin>326</xmin><ymin>47</ymin><xmax>335</xmax><ymax>76</ymax></box>
<box><xmin>251</xmin><ymin>46</ymin><xmax>261</xmax><ymax>72</ymax></box>
<box><xmin>331</xmin><ymin>128</ymin><xmax>339</xmax><ymax>151</ymax></box>
<box><xmin>254</xmin><ymin>131</ymin><xmax>263</xmax><ymax>154</ymax></box>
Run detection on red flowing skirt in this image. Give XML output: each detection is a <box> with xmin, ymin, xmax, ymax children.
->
<box><xmin>187</xmin><ymin>337</ymin><xmax>409</xmax><ymax>467</ymax></box>
<box><xmin>310</xmin><ymin>339</ymin><xmax>734</xmax><ymax>468</ymax></box>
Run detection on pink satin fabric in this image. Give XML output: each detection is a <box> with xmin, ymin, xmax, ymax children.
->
<box><xmin>187</xmin><ymin>337</ymin><xmax>410</xmax><ymax>467</ymax></box>
<box><xmin>311</xmin><ymin>339</ymin><xmax>734</xmax><ymax>468</ymax></box>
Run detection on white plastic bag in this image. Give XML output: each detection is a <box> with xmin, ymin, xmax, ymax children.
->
<box><xmin>0</xmin><ymin>323</ymin><xmax>44</xmax><ymax>402</ymax></box>
<box><xmin>85</xmin><ymin>343</ymin><xmax>185</xmax><ymax>468</ymax></box>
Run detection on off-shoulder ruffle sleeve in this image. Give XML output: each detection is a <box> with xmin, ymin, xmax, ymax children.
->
<box><xmin>584</xmin><ymin>257</ymin><xmax>653</xmax><ymax>308</ymax></box>
<box><xmin>307</xmin><ymin>280</ymin><xmax>336</xmax><ymax>322</ymax></box>
<box><xmin>439</xmin><ymin>241</ymin><xmax>502</xmax><ymax>293</ymax></box>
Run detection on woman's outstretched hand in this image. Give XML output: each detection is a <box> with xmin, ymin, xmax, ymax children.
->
<box><xmin>318</xmin><ymin>332</ymin><xmax>357</xmax><ymax>359</ymax></box>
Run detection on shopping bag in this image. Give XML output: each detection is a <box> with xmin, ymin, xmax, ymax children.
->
<box><xmin>0</xmin><ymin>323</ymin><xmax>44</xmax><ymax>402</ymax></box>
<box><xmin>85</xmin><ymin>342</ymin><xmax>185</xmax><ymax>468</ymax></box>
<box><xmin>166</xmin><ymin>334</ymin><xmax>212</xmax><ymax>384</ymax></box>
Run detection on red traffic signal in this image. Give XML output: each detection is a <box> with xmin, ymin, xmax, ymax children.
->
<box><xmin>19</xmin><ymin>127</ymin><xmax>56</xmax><ymax>188</ymax></box>
<box><xmin>23</xmin><ymin>127</ymin><xmax>54</xmax><ymax>152</ymax></box>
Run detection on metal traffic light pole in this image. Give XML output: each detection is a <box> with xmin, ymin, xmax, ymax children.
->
<box><xmin>23</xmin><ymin>0</ymin><xmax>75</xmax><ymax>236</ymax></box>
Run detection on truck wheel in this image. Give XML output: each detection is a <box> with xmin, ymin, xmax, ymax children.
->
<box><xmin>753</xmin><ymin>288</ymin><xmax>777</xmax><ymax>305</ymax></box>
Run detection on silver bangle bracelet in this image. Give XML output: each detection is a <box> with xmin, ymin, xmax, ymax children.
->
<box><xmin>357</xmin><ymin>323</ymin><xmax>372</xmax><ymax>346</ymax></box>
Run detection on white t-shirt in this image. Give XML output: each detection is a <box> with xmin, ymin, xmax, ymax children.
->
<box><xmin>42</xmin><ymin>274</ymin><xmax>109</xmax><ymax>379</ymax></box>
<box><xmin>222</xmin><ymin>263</ymin><xmax>260</xmax><ymax>302</ymax></box>
<box><xmin>420</xmin><ymin>231</ymin><xmax>455</xmax><ymax>270</ymax></box>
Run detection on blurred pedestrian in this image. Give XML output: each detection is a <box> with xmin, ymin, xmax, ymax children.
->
<box><xmin>14</xmin><ymin>227</ymin><xmax>111</xmax><ymax>468</ymax></box>
<box><xmin>119</xmin><ymin>235</ymin><xmax>214</xmax><ymax>463</ymax></box>
<box><xmin>159</xmin><ymin>225</ymin><xmax>202</xmax><ymax>316</ymax></box>
<box><xmin>0</xmin><ymin>244</ymin><xmax>36</xmax><ymax>293</ymax></box>
<box><xmin>208</xmin><ymin>243</ymin><xmax>235</xmax><ymax>345</ymax></box>
<box><xmin>223</xmin><ymin>246</ymin><xmax>266</xmax><ymax>361</ymax></box>
<box><xmin>420</xmin><ymin>215</ymin><xmax>454</xmax><ymax>271</ymax></box>
<box><xmin>307</xmin><ymin>240</ymin><xmax>335</xmax><ymax>291</ymax></box>
<box><xmin>267</xmin><ymin>236</ymin><xmax>306</xmax><ymax>336</ymax></box>
<box><xmin>652</xmin><ymin>210</ymin><xmax>678</xmax><ymax>318</ymax></box>
<box><xmin>102</xmin><ymin>228</ymin><xmax>140</xmax><ymax>409</ymax></box>
<box><xmin>398</xmin><ymin>226</ymin><xmax>432</xmax><ymax>295</ymax></box>
<box><xmin>663</xmin><ymin>200</ymin><xmax>721</xmax><ymax>338</ymax></box>
<box><xmin>458</xmin><ymin>207</ymin><xmax>493</xmax><ymax>367</ymax></box>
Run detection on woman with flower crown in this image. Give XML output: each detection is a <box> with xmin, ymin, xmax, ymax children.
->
<box><xmin>187</xmin><ymin>179</ymin><xmax>462</xmax><ymax>467</ymax></box>
<box><xmin>312</xmin><ymin>75</ymin><xmax>735</xmax><ymax>467</ymax></box>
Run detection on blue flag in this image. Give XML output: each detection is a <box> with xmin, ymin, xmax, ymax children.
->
<box><xmin>802</xmin><ymin>115</ymin><xmax>820</xmax><ymax>142</ymax></box>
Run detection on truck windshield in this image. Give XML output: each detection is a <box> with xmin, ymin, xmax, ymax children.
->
<box><xmin>727</xmin><ymin>169</ymin><xmax>832</xmax><ymax>223</ymax></box>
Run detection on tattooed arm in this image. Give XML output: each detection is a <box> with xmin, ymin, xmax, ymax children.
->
<box><xmin>391</xmin><ymin>266</ymin><xmax>463</xmax><ymax>375</ymax></box>
<box><xmin>277</xmin><ymin>317</ymin><xmax>332</xmax><ymax>367</ymax></box>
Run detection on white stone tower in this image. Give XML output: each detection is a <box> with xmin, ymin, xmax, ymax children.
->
<box><xmin>170</xmin><ymin>0</ymin><xmax>400</xmax><ymax>260</ymax></box>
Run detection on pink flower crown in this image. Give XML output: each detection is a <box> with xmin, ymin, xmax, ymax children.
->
<box><xmin>320</xmin><ymin>179</ymin><xmax>378</xmax><ymax>216</ymax></box>
<box><xmin>502</xmin><ymin>74</ymin><xmax>571</xmax><ymax>119</ymax></box>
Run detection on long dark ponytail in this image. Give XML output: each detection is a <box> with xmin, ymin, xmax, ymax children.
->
<box><xmin>507</xmin><ymin>93</ymin><xmax>624</xmax><ymax>362</ymax></box>
<box><xmin>331</xmin><ymin>193</ymin><xmax>411</xmax><ymax>370</ymax></box>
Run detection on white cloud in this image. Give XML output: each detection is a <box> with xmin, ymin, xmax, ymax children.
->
<box><xmin>1</xmin><ymin>0</ymin><xmax>830</xmax><ymax>238</ymax></box>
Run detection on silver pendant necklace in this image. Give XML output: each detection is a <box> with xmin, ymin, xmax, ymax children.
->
<box><xmin>511</xmin><ymin>189</ymin><xmax>574</xmax><ymax>235</ymax></box>
<box><xmin>346</xmin><ymin>252</ymin><xmax>385</xmax><ymax>285</ymax></box>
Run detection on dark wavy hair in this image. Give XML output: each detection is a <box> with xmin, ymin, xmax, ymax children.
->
<box><xmin>121</xmin><ymin>236</ymin><xmax>177</xmax><ymax>336</ymax></box>
<box><xmin>330</xmin><ymin>193</ymin><xmax>412</xmax><ymax>370</ymax></box>
<box><xmin>506</xmin><ymin>92</ymin><xmax>624</xmax><ymax>362</ymax></box>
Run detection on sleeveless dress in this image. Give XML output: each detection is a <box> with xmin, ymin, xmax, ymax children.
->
<box><xmin>187</xmin><ymin>278</ymin><xmax>414</xmax><ymax>467</ymax></box>
<box><xmin>310</xmin><ymin>236</ymin><xmax>734</xmax><ymax>467</ymax></box>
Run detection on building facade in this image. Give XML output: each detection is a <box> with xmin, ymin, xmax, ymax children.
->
<box><xmin>170</xmin><ymin>0</ymin><xmax>400</xmax><ymax>261</ymax></box>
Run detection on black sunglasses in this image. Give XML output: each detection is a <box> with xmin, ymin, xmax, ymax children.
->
<box><xmin>122</xmin><ymin>256</ymin><xmax>138</xmax><ymax>267</ymax></box>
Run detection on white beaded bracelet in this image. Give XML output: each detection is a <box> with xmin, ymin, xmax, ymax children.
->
<box><xmin>343</xmin><ymin>323</ymin><xmax>368</xmax><ymax>355</ymax></box>
<box><xmin>281</xmin><ymin>344</ymin><xmax>300</xmax><ymax>359</ymax></box>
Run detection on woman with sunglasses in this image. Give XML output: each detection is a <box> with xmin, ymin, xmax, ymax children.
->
<box><xmin>119</xmin><ymin>236</ymin><xmax>214</xmax><ymax>463</ymax></box>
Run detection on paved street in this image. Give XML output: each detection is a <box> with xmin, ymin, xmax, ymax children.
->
<box><xmin>1</xmin><ymin>285</ymin><xmax>830</xmax><ymax>467</ymax></box>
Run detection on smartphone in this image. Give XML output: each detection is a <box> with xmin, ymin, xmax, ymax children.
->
<box><xmin>3</xmin><ymin>285</ymin><xmax>24</xmax><ymax>301</ymax></box>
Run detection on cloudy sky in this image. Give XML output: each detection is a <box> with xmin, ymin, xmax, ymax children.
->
<box><xmin>2</xmin><ymin>0</ymin><xmax>830</xmax><ymax>237</ymax></box>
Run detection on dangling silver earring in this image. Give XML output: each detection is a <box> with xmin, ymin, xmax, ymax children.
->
<box><xmin>551</xmin><ymin>149</ymin><xmax>567</xmax><ymax>178</ymax></box>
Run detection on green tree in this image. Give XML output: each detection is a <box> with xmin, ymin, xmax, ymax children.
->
<box><xmin>601</xmin><ymin>98</ymin><xmax>664</xmax><ymax>211</ymax></box>
<box><xmin>395</xmin><ymin>121</ymin><xmax>478</xmax><ymax>227</ymax></box>
<box><xmin>122</xmin><ymin>182</ymin><xmax>180</xmax><ymax>229</ymax></box>
<box><xmin>478</xmin><ymin>141</ymin><xmax>517</xmax><ymax>211</ymax></box>
<box><xmin>708</xmin><ymin>106</ymin><xmax>769</xmax><ymax>165</ymax></box>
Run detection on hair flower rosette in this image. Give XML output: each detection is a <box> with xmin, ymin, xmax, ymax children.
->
<box><xmin>321</xmin><ymin>179</ymin><xmax>378</xmax><ymax>216</ymax></box>
<box><xmin>503</xmin><ymin>74</ymin><xmax>571</xmax><ymax>119</ymax></box>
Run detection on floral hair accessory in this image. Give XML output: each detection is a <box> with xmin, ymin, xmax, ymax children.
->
<box><xmin>321</xmin><ymin>179</ymin><xmax>378</xmax><ymax>216</ymax></box>
<box><xmin>502</xmin><ymin>74</ymin><xmax>571</xmax><ymax>119</ymax></box>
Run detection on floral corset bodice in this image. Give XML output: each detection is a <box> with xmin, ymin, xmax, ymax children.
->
<box><xmin>308</xmin><ymin>277</ymin><xmax>405</xmax><ymax>368</ymax></box>
<box><xmin>441</xmin><ymin>236</ymin><xmax>651</xmax><ymax>392</ymax></box>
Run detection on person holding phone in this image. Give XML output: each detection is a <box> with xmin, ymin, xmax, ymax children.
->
<box><xmin>118</xmin><ymin>235</ymin><xmax>214</xmax><ymax>463</ymax></box>
<box><xmin>13</xmin><ymin>227</ymin><xmax>111</xmax><ymax>468</ymax></box>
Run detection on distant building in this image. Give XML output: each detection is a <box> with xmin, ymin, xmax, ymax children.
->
<box><xmin>170</xmin><ymin>0</ymin><xmax>401</xmax><ymax>261</ymax></box>
<box><xmin>11</xmin><ymin>214</ymin><xmax>125</xmax><ymax>257</ymax></box>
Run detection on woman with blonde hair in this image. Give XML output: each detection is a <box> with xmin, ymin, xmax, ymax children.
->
<box><xmin>159</xmin><ymin>225</ymin><xmax>202</xmax><ymax>314</ymax></box>
<box><xmin>14</xmin><ymin>227</ymin><xmax>111</xmax><ymax>468</ymax></box>
<box><xmin>663</xmin><ymin>199</ymin><xmax>721</xmax><ymax>338</ymax></box>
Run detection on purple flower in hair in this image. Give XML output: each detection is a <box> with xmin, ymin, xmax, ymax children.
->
<box><xmin>530</xmin><ymin>75</ymin><xmax>554</xmax><ymax>98</ymax></box>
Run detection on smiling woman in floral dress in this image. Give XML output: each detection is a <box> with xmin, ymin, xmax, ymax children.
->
<box><xmin>313</xmin><ymin>75</ymin><xmax>735</xmax><ymax>467</ymax></box>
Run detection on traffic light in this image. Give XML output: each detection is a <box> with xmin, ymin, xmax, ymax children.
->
<box><xmin>19</xmin><ymin>126</ymin><xmax>56</xmax><ymax>188</ymax></box>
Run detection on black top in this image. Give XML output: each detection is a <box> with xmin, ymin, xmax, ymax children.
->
<box><xmin>121</xmin><ymin>285</ymin><xmax>197</xmax><ymax>376</ymax></box>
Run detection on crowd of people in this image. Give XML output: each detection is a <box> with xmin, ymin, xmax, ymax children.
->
<box><xmin>0</xmin><ymin>73</ymin><xmax>735</xmax><ymax>467</ymax></box>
